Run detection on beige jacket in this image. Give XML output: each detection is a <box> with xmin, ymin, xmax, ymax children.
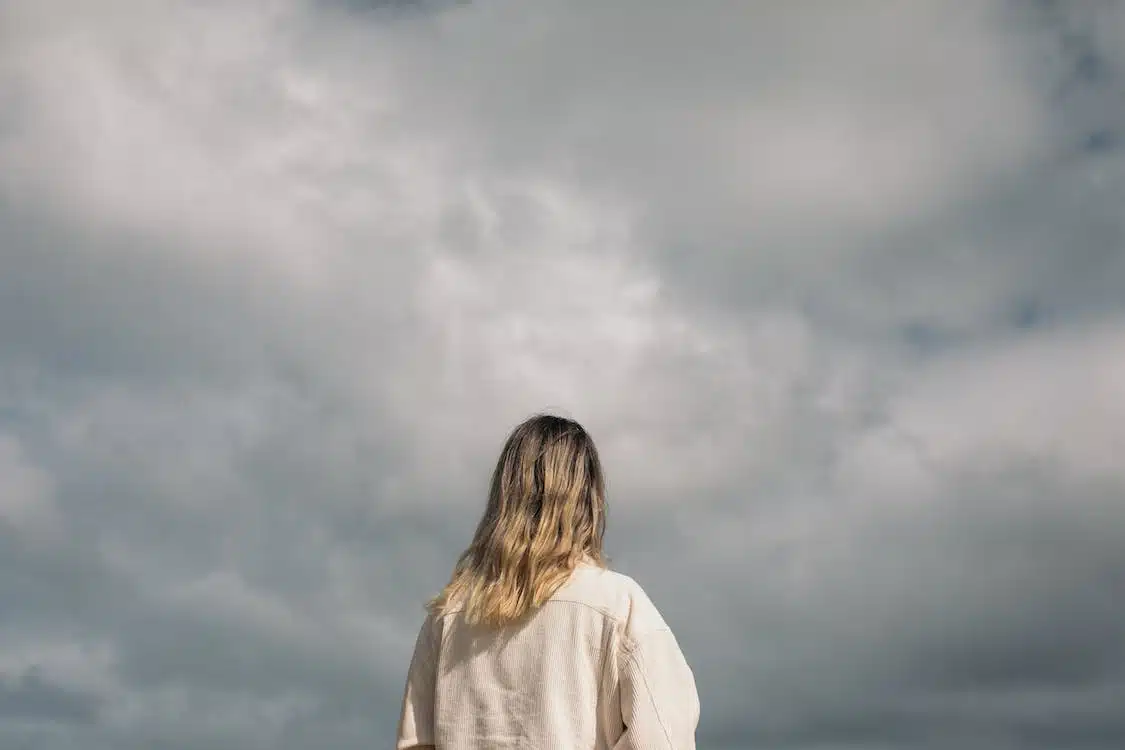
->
<box><xmin>397</xmin><ymin>562</ymin><xmax>700</xmax><ymax>750</ymax></box>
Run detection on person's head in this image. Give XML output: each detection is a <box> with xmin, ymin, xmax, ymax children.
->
<box><xmin>427</xmin><ymin>413</ymin><xmax>608</xmax><ymax>627</ymax></box>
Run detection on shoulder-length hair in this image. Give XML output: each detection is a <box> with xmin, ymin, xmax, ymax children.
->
<box><xmin>427</xmin><ymin>413</ymin><xmax>608</xmax><ymax>626</ymax></box>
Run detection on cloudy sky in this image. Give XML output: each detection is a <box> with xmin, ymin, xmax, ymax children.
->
<box><xmin>2</xmin><ymin>1</ymin><xmax>1124</xmax><ymax>748</ymax></box>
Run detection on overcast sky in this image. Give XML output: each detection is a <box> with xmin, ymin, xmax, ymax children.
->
<box><xmin>1</xmin><ymin>1</ymin><xmax>1124</xmax><ymax>748</ymax></box>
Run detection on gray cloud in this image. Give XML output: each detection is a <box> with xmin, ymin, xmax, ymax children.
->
<box><xmin>1</xmin><ymin>0</ymin><xmax>1123</xmax><ymax>748</ymax></box>
<box><xmin>0</xmin><ymin>669</ymin><xmax>102</xmax><ymax>725</ymax></box>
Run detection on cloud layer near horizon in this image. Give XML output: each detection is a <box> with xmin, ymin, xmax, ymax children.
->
<box><xmin>2</xmin><ymin>1</ymin><xmax>1124</xmax><ymax>748</ymax></box>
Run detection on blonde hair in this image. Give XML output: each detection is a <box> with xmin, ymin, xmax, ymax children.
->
<box><xmin>427</xmin><ymin>413</ymin><xmax>608</xmax><ymax>627</ymax></box>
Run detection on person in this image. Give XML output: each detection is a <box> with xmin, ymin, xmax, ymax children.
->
<box><xmin>396</xmin><ymin>413</ymin><xmax>700</xmax><ymax>750</ymax></box>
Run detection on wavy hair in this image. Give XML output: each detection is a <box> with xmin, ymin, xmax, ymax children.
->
<box><xmin>427</xmin><ymin>414</ymin><xmax>608</xmax><ymax>627</ymax></box>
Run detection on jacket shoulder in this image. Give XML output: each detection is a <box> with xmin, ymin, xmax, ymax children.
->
<box><xmin>552</xmin><ymin>565</ymin><xmax>670</xmax><ymax>642</ymax></box>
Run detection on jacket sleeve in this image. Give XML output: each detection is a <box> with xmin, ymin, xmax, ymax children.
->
<box><xmin>614</xmin><ymin>626</ymin><xmax>701</xmax><ymax>750</ymax></box>
<box><xmin>396</xmin><ymin>613</ymin><xmax>439</xmax><ymax>750</ymax></box>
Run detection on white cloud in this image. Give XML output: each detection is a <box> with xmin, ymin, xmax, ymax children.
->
<box><xmin>879</xmin><ymin>319</ymin><xmax>1125</xmax><ymax>485</ymax></box>
<box><xmin>0</xmin><ymin>434</ymin><xmax>59</xmax><ymax>541</ymax></box>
